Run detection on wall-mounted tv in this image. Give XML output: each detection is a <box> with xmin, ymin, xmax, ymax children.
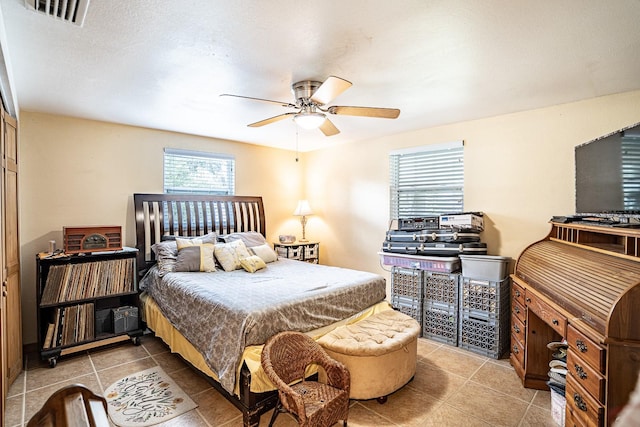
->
<box><xmin>575</xmin><ymin>122</ymin><xmax>640</xmax><ymax>214</ymax></box>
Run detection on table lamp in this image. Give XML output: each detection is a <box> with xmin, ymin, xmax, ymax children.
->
<box><xmin>293</xmin><ymin>200</ymin><xmax>313</xmax><ymax>242</ymax></box>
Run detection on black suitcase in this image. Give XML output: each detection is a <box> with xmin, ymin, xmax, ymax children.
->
<box><xmin>382</xmin><ymin>241</ymin><xmax>421</xmax><ymax>254</ymax></box>
<box><xmin>417</xmin><ymin>242</ymin><xmax>487</xmax><ymax>256</ymax></box>
<box><xmin>386</xmin><ymin>229</ymin><xmax>481</xmax><ymax>243</ymax></box>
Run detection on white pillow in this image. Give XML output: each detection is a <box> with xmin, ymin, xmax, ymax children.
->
<box><xmin>213</xmin><ymin>240</ymin><xmax>251</xmax><ymax>272</ymax></box>
<box><xmin>175</xmin><ymin>232</ymin><xmax>217</xmax><ymax>249</ymax></box>
<box><xmin>219</xmin><ymin>231</ymin><xmax>267</xmax><ymax>248</ymax></box>
<box><xmin>250</xmin><ymin>244</ymin><xmax>278</xmax><ymax>263</ymax></box>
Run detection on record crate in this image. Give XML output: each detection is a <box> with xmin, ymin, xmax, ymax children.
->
<box><xmin>391</xmin><ymin>266</ymin><xmax>423</xmax><ymax>300</ymax></box>
<box><xmin>391</xmin><ymin>267</ymin><xmax>424</xmax><ymax>335</ymax></box>
<box><xmin>458</xmin><ymin>311</ymin><xmax>510</xmax><ymax>359</ymax></box>
<box><xmin>423</xmin><ymin>271</ymin><xmax>460</xmax><ymax>310</ymax></box>
<box><xmin>459</xmin><ymin>277</ymin><xmax>510</xmax><ymax>319</ymax></box>
<box><xmin>392</xmin><ymin>296</ymin><xmax>423</xmax><ymax>334</ymax></box>
<box><xmin>422</xmin><ymin>304</ymin><xmax>457</xmax><ymax>346</ymax></box>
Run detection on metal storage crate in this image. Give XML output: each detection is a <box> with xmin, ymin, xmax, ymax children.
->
<box><xmin>424</xmin><ymin>272</ymin><xmax>460</xmax><ymax>309</ymax></box>
<box><xmin>458</xmin><ymin>312</ymin><xmax>510</xmax><ymax>359</ymax></box>
<box><xmin>391</xmin><ymin>266</ymin><xmax>424</xmax><ymax>300</ymax></box>
<box><xmin>459</xmin><ymin>277</ymin><xmax>510</xmax><ymax>319</ymax></box>
<box><xmin>423</xmin><ymin>305</ymin><xmax>457</xmax><ymax>346</ymax></box>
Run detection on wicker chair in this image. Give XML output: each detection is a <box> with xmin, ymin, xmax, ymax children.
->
<box><xmin>27</xmin><ymin>384</ymin><xmax>109</xmax><ymax>427</ymax></box>
<box><xmin>261</xmin><ymin>331</ymin><xmax>351</xmax><ymax>427</ymax></box>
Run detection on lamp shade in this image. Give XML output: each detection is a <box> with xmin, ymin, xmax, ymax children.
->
<box><xmin>293</xmin><ymin>200</ymin><xmax>313</xmax><ymax>216</ymax></box>
<box><xmin>293</xmin><ymin>112</ymin><xmax>326</xmax><ymax>129</ymax></box>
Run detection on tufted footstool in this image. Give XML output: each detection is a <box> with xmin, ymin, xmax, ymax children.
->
<box><xmin>317</xmin><ymin>309</ymin><xmax>421</xmax><ymax>402</ymax></box>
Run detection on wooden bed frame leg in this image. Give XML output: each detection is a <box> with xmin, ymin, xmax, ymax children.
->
<box><xmin>243</xmin><ymin>409</ymin><xmax>261</xmax><ymax>427</ymax></box>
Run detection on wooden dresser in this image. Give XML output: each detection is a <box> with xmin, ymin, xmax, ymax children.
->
<box><xmin>511</xmin><ymin>221</ymin><xmax>640</xmax><ymax>427</ymax></box>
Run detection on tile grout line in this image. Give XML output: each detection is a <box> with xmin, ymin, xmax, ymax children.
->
<box><xmin>19</xmin><ymin>354</ymin><xmax>29</xmax><ymax>427</ymax></box>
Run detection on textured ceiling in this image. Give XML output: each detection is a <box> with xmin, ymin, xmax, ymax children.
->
<box><xmin>1</xmin><ymin>0</ymin><xmax>639</xmax><ymax>151</ymax></box>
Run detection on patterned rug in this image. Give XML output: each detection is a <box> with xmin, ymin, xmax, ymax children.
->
<box><xmin>104</xmin><ymin>366</ymin><xmax>198</xmax><ymax>427</ymax></box>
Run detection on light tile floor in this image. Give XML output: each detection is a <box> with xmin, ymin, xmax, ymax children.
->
<box><xmin>5</xmin><ymin>335</ymin><xmax>555</xmax><ymax>426</ymax></box>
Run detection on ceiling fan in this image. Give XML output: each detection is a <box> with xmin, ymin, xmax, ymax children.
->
<box><xmin>221</xmin><ymin>76</ymin><xmax>400</xmax><ymax>136</ymax></box>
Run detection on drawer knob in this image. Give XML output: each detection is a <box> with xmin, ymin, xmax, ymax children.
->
<box><xmin>525</xmin><ymin>297</ymin><xmax>531</xmax><ymax>303</ymax></box>
<box><xmin>515</xmin><ymin>306</ymin><xmax>520</xmax><ymax>314</ymax></box>
<box><xmin>552</xmin><ymin>319</ymin><xmax>559</xmax><ymax>326</ymax></box>
<box><xmin>574</xmin><ymin>364</ymin><xmax>587</xmax><ymax>380</ymax></box>
<box><xmin>515</xmin><ymin>290</ymin><xmax>521</xmax><ymax>298</ymax></box>
<box><xmin>513</xmin><ymin>324</ymin><xmax>521</xmax><ymax>334</ymax></box>
<box><xmin>512</xmin><ymin>345</ymin><xmax>519</xmax><ymax>354</ymax></box>
<box><xmin>573</xmin><ymin>393</ymin><xmax>587</xmax><ymax>412</ymax></box>
<box><xmin>576</xmin><ymin>339</ymin><xmax>588</xmax><ymax>353</ymax></box>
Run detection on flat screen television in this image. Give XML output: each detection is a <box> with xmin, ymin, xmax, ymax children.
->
<box><xmin>575</xmin><ymin>122</ymin><xmax>640</xmax><ymax>214</ymax></box>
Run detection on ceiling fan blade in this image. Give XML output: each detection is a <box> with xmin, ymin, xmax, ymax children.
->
<box><xmin>220</xmin><ymin>94</ymin><xmax>295</xmax><ymax>108</ymax></box>
<box><xmin>310</xmin><ymin>76</ymin><xmax>352</xmax><ymax>105</ymax></box>
<box><xmin>319</xmin><ymin>118</ymin><xmax>340</xmax><ymax>136</ymax></box>
<box><xmin>328</xmin><ymin>106</ymin><xmax>400</xmax><ymax>119</ymax></box>
<box><xmin>248</xmin><ymin>112</ymin><xmax>297</xmax><ymax>127</ymax></box>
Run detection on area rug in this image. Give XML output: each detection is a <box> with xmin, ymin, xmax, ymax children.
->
<box><xmin>104</xmin><ymin>366</ymin><xmax>198</xmax><ymax>427</ymax></box>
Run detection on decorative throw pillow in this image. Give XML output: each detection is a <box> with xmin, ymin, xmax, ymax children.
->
<box><xmin>250</xmin><ymin>244</ymin><xmax>278</xmax><ymax>263</ymax></box>
<box><xmin>240</xmin><ymin>255</ymin><xmax>267</xmax><ymax>273</ymax></box>
<box><xmin>219</xmin><ymin>231</ymin><xmax>267</xmax><ymax>248</ymax></box>
<box><xmin>213</xmin><ymin>240</ymin><xmax>251</xmax><ymax>272</ymax></box>
<box><xmin>175</xmin><ymin>232</ymin><xmax>217</xmax><ymax>249</ymax></box>
<box><xmin>174</xmin><ymin>244</ymin><xmax>216</xmax><ymax>272</ymax></box>
<box><xmin>151</xmin><ymin>240</ymin><xmax>178</xmax><ymax>276</ymax></box>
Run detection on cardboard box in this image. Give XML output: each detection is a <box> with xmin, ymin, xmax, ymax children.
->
<box><xmin>439</xmin><ymin>213</ymin><xmax>484</xmax><ymax>231</ymax></box>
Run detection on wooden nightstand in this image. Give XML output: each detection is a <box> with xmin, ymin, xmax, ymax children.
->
<box><xmin>273</xmin><ymin>241</ymin><xmax>319</xmax><ymax>263</ymax></box>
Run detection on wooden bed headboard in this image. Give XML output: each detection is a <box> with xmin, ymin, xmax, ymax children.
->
<box><xmin>133</xmin><ymin>193</ymin><xmax>266</xmax><ymax>276</ymax></box>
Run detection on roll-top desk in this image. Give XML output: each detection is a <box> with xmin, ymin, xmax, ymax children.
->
<box><xmin>511</xmin><ymin>221</ymin><xmax>640</xmax><ymax>427</ymax></box>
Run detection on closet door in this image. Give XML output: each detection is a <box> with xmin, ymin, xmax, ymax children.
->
<box><xmin>2</xmin><ymin>108</ymin><xmax>20</xmax><ymax>388</ymax></box>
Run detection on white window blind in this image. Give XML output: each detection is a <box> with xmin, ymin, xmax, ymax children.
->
<box><xmin>390</xmin><ymin>141</ymin><xmax>464</xmax><ymax>219</ymax></box>
<box><xmin>164</xmin><ymin>148</ymin><xmax>235</xmax><ymax>195</ymax></box>
<box><xmin>622</xmin><ymin>135</ymin><xmax>640</xmax><ymax>211</ymax></box>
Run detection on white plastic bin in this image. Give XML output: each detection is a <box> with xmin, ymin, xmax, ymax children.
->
<box><xmin>458</xmin><ymin>255</ymin><xmax>511</xmax><ymax>281</ymax></box>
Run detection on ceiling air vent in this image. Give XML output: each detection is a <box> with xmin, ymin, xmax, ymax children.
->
<box><xmin>24</xmin><ymin>0</ymin><xmax>90</xmax><ymax>27</ymax></box>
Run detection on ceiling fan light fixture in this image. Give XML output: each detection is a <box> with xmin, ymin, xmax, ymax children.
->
<box><xmin>294</xmin><ymin>112</ymin><xmax>326</xmax><ymax>129</ymax></box>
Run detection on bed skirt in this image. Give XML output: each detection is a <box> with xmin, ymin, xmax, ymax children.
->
<box><xmin>139</xmin><ymin>292</ymin><xmax>392</xmax><ymax>396</ymax></box>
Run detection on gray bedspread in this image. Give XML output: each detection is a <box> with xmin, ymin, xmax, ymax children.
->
<box><xmin>142</xmin><ymin>258</ymin><xmax>386</xmax><ymax>393</ymax></box>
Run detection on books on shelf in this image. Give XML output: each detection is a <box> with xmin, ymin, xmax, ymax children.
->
<box><xmin>46</xmin><ymin>303</ymin><xmax>95</xmax><ymax>349</ymax></box>
<box><xmin>43</xmin><ymin>323</ymin><xmax>55</xmax><ymax>349</ymax></box>
<box><xmin>40</xmin><ymin>258</ymin><xmax>134</xmax><ymax>305</ymax></box>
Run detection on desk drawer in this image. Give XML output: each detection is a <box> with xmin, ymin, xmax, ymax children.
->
<box><xmin>566</xmin><ymin>376</ymin><xmax>603</xmax><ymax>427</ymax></box>
<box><xmin>567</xmin><ymin>350</ymin><xmax>605</xmax><ymax>403</ymax></box>
<box><xmin>525</xmin><ymin>291</ymin><xmax>567</xmax><ymax>337</ymax></box>
<box><xmin>510</xmin><ymin>334</ymin><xmax>525</xmax><ymax>369</ymax></box>
<box><xmin>566</xmin><ymin>407</ymin><xmax>589</xmax><ymax>427</ymax></box>
<box><xmin>567</xmin><ymin>325</ymin><xmax>606</xmax><ymax>374</ymax></box>
<box><xmin>511</xmin><ymin>280</ymin><xmax>525</xmax><ymax>306</ymax></box>
<box><xmin>511</xmin><ymin>313</ymin><xmax>525</xmax><ymax>345</ymax></box>
<box><xmin>512</xmin><ymin>299</ymin><xmax>526</xmax><ymax>324</ymax></box>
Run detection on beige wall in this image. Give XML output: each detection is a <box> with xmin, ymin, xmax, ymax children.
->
<box><xmin>18</xmin><ymin>90</ymin><xmax>640</xmax><ymax>344</ymax></box>
<box><xmin>303</xmin><ymin>90</ymin><xmax>640</xmax><ymax>295</ymax></box>
<box><xmin>19</xmin><ymin>112</ymin><xmax>304</xmax><ymax>344</ymax></box>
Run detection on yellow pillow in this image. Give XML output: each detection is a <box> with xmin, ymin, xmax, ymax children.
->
<box><xmin>240</xmin><ymin>255</ymin><xmax>267</xmax><ymax>273</ymax></box>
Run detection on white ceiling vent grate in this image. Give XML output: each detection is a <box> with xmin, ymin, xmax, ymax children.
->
<box><xmin>24</xmin><ymin>0</ymin><xmax>90</xmax><ymax>27</ymax></box>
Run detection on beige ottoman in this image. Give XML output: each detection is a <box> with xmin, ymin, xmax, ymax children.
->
<box><xmin>317</xmin><ymin>309</ymin><xmax>421</xmax><ymax>402</ymax></box>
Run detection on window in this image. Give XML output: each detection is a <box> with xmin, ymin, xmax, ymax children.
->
<box><xmin>163</xmin><ymin>148</ymin><xmax>235</xmax><ymax>195</ymax></box>
<box><xmin>389</xmin><ymin>141</ymin><xmax>464</xmax><ymax>219</ymax></box>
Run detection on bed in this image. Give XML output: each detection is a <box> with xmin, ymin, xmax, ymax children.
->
<box><xmin>133</xmin><ymin>193</ymin><xmax>388</xmax><ymax>426</ymax></box>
